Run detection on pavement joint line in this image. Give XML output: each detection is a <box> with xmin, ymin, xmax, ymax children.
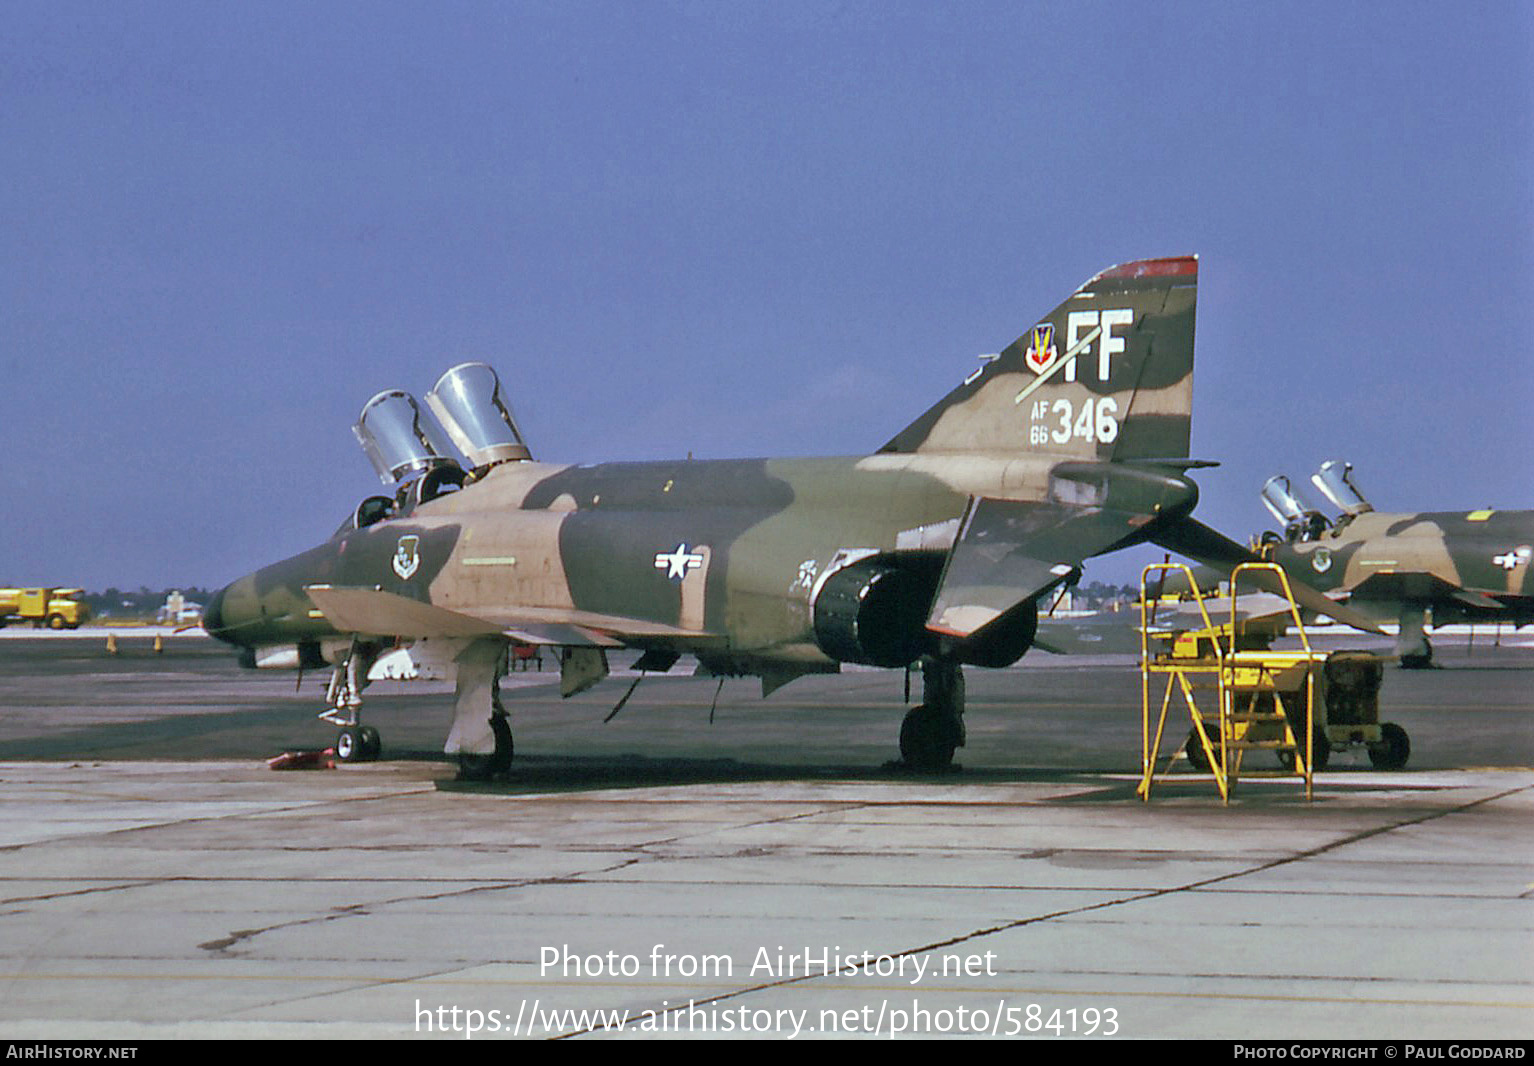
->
<box><xmin>556</xmin><ymin>779</ymin><xmax>1534</xmax><ymax>1039</ymax></box>
<box><xmin>4</xmin><ymin>969</ymin><xmax>1527</xmax><ymax>998</ymax></box>
<box><xmin>192</xmin><ymin>854</ymin><xmax>650</xmax><ymax>956</ymax></box>
<box><xmin>0</xmin><ymin>879</ymin><xmax>167</xmax><ymax>906</ymax></box>
<box><xmin>712</xmin><ymin>800</ymin><xmax>881</xmax><ymax>833</ymax></box>
<box><xmin>0</xmin><ymin>783</ymin><xmax>445</xmax><ymax>853</ymax></box>
<box><xmin>200</xmin><ymin>963</ymin><xmax>484</xmax><ymax>1026</ymax></box>
<box><xmin>189</xmin><ymin>800</ymin><xmax>935</xmax><ymax>963</ymax></box>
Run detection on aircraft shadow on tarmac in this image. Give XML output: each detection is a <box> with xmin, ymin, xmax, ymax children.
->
<box><xmin>422</xmin><ymin>751</ymin><xmax>1457</xmax><ymax>800</ymax></box>
<box><xmin>426</xmin><ymin>752</ymin><xmax>1122</xmax><ymax>795</ymax></box>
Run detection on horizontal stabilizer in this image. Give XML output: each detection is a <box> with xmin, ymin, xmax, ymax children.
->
<box><xmin>1149</xmin><ymin>514</ymin><xmax>1255</xmax><ymax>568</ymax></box>
<box><xmin>926</xmin><ymin>497</ymin><xmax>1148</xmax><ymax>638</ymax></box>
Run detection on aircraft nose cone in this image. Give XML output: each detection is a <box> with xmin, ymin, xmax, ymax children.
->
<box><xmin>202</xmin><ymin>579</ymin><xmax>259</xmax><ymax>647</ymax></box>
<box><xmin>201</xmin><ymin>584</ymin><xmax>229</xmax><ymax>641</ymax></box>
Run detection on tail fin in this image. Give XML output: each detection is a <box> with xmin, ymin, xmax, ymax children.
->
<box><xmin>881</xmin><ymin>256</ymin><xmax>1198</xmax><ymax>460</ymax></box>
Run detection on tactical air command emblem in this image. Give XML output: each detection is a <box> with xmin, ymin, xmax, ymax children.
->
<box><xmin>392</xmin><ymin>535</ymin><xmax>421</xmax><ymax>580</ymax></box>
<box><xmin>1023</xmin><ymin>322</ymin><xmax>1057</xmax><ymax>374</ymax></box>
<box><xmin>1310</xmin><ymin>547</ymin><xmax>1333</xmax><ymax>574</ymax></box>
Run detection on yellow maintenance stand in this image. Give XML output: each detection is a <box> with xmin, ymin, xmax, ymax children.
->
<box><xmin>1136</xmin><ymin>562</ymin><xmax>1324</xmax><ymax>803</ymax></box>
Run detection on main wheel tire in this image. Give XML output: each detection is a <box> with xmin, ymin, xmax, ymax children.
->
<box><xmin>1368</xmin><ymin>722</ymin><xmax>1410</xmax><ymax>770</ymax></box>
<box><xmin>456</xmin><ymin>754</ymin><xmax>498</xmax><ymax>781</ymax></box>
<box><xmin>358</xmin><ymin>725</ymin><xmax>382</xmax><ymax>759</ymax></box>
<box><xmin>899</xmin><ymin>704</ymin><xmax>960</xmax><ymax>771</ymax></box>
<box><xmin>1186</xmin><ymin>723</ymin><xmax>1222</xmax><ymax>772</ymax></box>
<box><xmin>459</xmin><ymin>718</ymin><xmax>514</xmax><ymax>780</ymax></box>
<box><xmin>488</xmin><ymin>716</ymin><xmax>514</xmax><ymax>773</ymax></box>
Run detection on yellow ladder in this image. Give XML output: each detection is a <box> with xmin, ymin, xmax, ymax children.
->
<box><xmin>1137</xmin><ymin>562</ymin><xmax>1321</xmax><ymax>803</ymax></box>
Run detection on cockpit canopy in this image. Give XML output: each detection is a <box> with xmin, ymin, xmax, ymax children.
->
<box><xmin>354</xmin><ymin>390</ymin><xmax>457</xmax><ymax>485</ymax></box>
<box><xmin>424</xmin><ymin>362</ymin><xmax>532</xmax><ymax>470</ymax></box>
<box><xmin>1311</xmin><ymin>460</ymin><xmax>1373</xmax><ymax>517</ymax></box>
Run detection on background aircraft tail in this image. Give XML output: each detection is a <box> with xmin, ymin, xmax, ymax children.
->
<box><xmin>881</xmin><ymin>256</ymin><xmax>1198</xmax><ymax>461</ymax></box>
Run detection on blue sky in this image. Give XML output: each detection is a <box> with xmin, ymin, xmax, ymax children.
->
<box><xmin>3</xmin><ymin>2</ymin><xmax>1530</xmax><ymax>590</ymax></box>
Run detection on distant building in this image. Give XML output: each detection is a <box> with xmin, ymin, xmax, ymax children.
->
<box><xmin>156</xmin><ymin>590</ymin><xmax>203</xmax><ymax>625</ymax></box>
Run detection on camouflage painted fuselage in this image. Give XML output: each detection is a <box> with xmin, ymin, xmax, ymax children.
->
<box><xmin>1271</xmin><ymin>508</ymin><xmax>1534</xmax><ymax>626</ymax></box>
<box><xmin>208</xmin><ymin>449</ymin><xmax>1199</xmax><ymax>664</ymax></box>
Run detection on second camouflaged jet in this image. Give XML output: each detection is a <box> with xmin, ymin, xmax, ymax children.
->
<box><xmin>204</xmin><ymin>255</ymin><xmax>1359</xmax><ymax>775</ymax></box>
<box><xmin>1259</xmin><ymin>463</ymin><xmax>1534</xmax><ymax>667</ymax></box>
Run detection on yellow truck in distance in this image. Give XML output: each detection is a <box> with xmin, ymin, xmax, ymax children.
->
<box><xmin>0</xmin><ymin>588</ymin><xmax>91</xmax><ymax>629</ymax></box>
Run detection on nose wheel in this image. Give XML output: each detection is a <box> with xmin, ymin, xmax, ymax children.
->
<box><xmin>335</xmin><ymin>725</ymin><xmax>382</xmax><ymax>762</ymax></box>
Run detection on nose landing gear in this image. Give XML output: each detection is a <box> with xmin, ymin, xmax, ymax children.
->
<box><xmin>321</xmin><ymin>640</ymin><xmax>383</xmax><ymax>762</ymax></box>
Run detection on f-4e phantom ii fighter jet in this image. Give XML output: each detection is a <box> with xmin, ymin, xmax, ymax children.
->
<box><xmin>1259</xmin><ymin>462</ymin><xmax>1534</xmax><ymax>668</ymax></box>
<box><xmin>203</xmin><ymin>255</ymin><xmax>1364</xmax><ymax>776</ymax></box>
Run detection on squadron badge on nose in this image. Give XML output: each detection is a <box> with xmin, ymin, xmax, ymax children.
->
<box><xmin>393</xmin><ymin>535</ymin><xmax>421</xmax><ymax>580</ymax></box>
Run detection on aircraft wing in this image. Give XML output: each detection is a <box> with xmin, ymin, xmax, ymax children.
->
<box><xmin>925</xmin><ymin>497</ymin><xmax>1147</xmax><ymax>638</ymax></box>
<box><xmin>1345</xmin><ymin>570</ymin><xmax>1483</xmax><ymax>607</ymax></box>
<box><xmin>304</xmin><ymin>585</ymin><xmax>713</xmax><ymax>647</ymax></box>
<box><xmin>1141</xmin><ymin>590</ymin><xmax>1303</xmax><ymax>631</ymax></box>
<box><xmin>1150</xmin><ymin>517</ymin><xmax>1388</xmax><ymax>634</ymax></box>
<box><xmin>1452</xmin><ymin>589</ymin><xmax>1511</xmax><ymax>611</ymax></box>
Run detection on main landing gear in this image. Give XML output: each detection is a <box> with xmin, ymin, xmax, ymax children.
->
<box><xmin>898</xmin><ymin>659</ymin><xmax>966</xmax><ymax>771</ymax></box>
<box><xmin>447</xmin><ymin>638</ymin><xmax>515</xmax><ymax>781</ymax></box>
<box><xmin>454</xmin><ymin>686</ymin><xmax>514</xmax><ymax>781</ymax></box>
<box><xmin>1396</xmin><ymin>607</ymin><xmax>1434</xmax><ymax>670</ymax></box>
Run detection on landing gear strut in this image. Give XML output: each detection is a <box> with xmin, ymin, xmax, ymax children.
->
<box><xmin>322</xmin><ymin>640</ymin><xmax>382</xmax><ymax>762</ymax></box>
<box><xmin>1396</xmin><ymin>606</ymin><xmax>1434</xmax><ymax>669</ymax></box>
<box><xmin>447</xmin><ymin>639</ymin><xmax>515</xmax><ymax>781</ymax></box>
<box><xmin>898</xmin><ymin>659</ymin><xmax>965</xmax><ymax>771</ymax></box>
